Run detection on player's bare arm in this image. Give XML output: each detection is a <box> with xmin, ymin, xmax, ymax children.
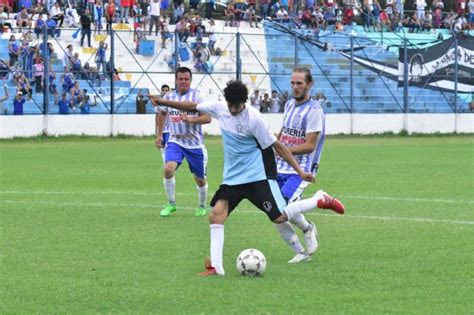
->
<box><xmin>273</xmin><ymin>140</ymin><xmax>315</xmax><ymax>182</ymax></box>
<box><xmin>150</xmin><ymin>96</ymin><xmax>198</xmax><ymax>112</ymax></box>
<box><xmin>155</xmin><ymin>110</ymin><xmax>166</xmax><ymax>148</ymax></box>
<box><xmin>180</xmin><ymin>112</ymin><xmax>212</xmax><ymax>124</ymax></box>
<box><xmin>288</xmin><ymin>132</ymin><xmax>319</xmax><ymax>155</ymax></box>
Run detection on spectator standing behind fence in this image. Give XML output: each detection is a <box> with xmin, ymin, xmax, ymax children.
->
<box><xmin>136</xmin><ymin>89</ymin><xmax>148</xmax><ymax>114</ymax></box>
<box><xmin>62</xmin><ymin>44</ymin><xmax>73</xmax><ymax>70</ymax></box>
<box><xmin>269</xmin><ymin>90</ymin><xmax>281</xmax><ymax>113</ymax></box>
<box><xmin>250</xmin><ymin>89</ymin><xmax>261</xmax><ymax>111</ymax></box>
<box><xmin>56</xmin><ymin>93</ymin><xmax>71</xmax><ymax>115</ymax></box>
<box><xmin>8</xmin><ymin>35</ymin><xmax>19</xmax><ymax>67</ymax></box>
<box><xmin>121</xmin><ymin>0</ymin><xmax>132</xmax><ymax>23</ymax></box>
<box><xmin>80</xmin><ymin>8</ymin><xmax>93</xmax><ymax>47</ymax></box>
<box><xmin>0</xmin><ymin>86</ymin><xmax>8</xmax><ymax>114</ymax></box>
<box><xmin>13</xmin><ymin>91</ymin><xmax>26</xmax><ymax>115</ymax></box>
<box><xmin>105</xmin><ymin>0</ymin><xmax>116</xmax><ymax>33</ymax></box>
<box><xmin>469</xmin><ymin>0</ymin><xmax>474</xmax><ymax>26</ymax></box>
<box><xmin>94</xmin><ymin>0</ymin><xmax>104</xmax><ymax>34</ymax></box>
<box><xmin>33</xmin><ymin>57</ymin><xmax>44</xmax><ymax>93</ymax></box>
<box><xmin>95</xmin><ymin>41</ymin><xmax>108</xmax><ymax>78</ymax></box>
<box><xmin>205</xmin><ymin>0</ymin><xmax>214</xmax><ymax>19</ymax></box>
<box><xmin>149</xmin><ymin>0</ymin><xmax>161</xmax><ymax>36</ymax></box>
<box><xmin>79</xmin><ymin>90</ymin><xmax>97</xmax><ymax>114</ymax></box>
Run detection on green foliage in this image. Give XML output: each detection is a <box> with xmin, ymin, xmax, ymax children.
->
<box><xmin>1</xmin><ymin>136</ymin><xmax>473</xmax><ymax>313</ymax></box>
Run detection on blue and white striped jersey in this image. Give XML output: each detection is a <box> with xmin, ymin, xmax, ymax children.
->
<box><xmin>197</xmin><ymin>101</ymin><xmax>277</xmax><ymax>186</ymax></box>
<box><xmin>160</xmin><ymin>88</ymin><xmax>206</xmax><ymax>149</ymax></box>
<box><xmin>276</xmin><ymin>98</ymin><xmax>325</xmax><ymax>174</ymax></box>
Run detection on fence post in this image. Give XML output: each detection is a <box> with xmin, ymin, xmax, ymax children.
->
<box><xmin>110</xmin><ymin>27</ymin><xmax>115</xmax><ymax>114</ymax></box>
<box><xmin>43</xmin><ymin>26</ymin><xmax>49</xmax><ymax>115</ymax></box>
<box><xmin>350</xmin><ymin>35</ymin><xmax>354</xmax><ymax>113</ymax></box>
<box><xmin>174</xmin><ymin>31</ymin><xmax>179</xmax><ymax>73</ymax></box>
<box><xmin>236</xmin><ymin>32</ymin><xmax>241</xmax><ymax>81</ymax></box>
<box><xmin>294</xmin><ymin>34</ymin><xmax>298</xmax><ymax>69</ymax></box>
<box><xmin>454</xmin><ymin>35</ymin><xmax>458</xmax><ymax>114</ymax></box>
<box><xmin>403</xmin><ymin>38</ymin><xmax>408</xmax><ymax>113</ymax></box>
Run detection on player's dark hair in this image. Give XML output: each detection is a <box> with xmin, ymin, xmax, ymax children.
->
<box><xmin>224</xmin><ymin>80</ymin><xmax>248</xmax><ymax>104</ymax></box>
<box><xmin>161</xmin><ymin>84</ymin><xmax>170</xmax><ymax>90</ymax></box>
<box><xmin>293</xmin><ymin>67</ymin><xmax>313</xmax><ymax>84</ymax></box>
<box><xmin>175</xmin><ymin>67</ymin><xmax>192</xmax><ymax>80</ymax></box>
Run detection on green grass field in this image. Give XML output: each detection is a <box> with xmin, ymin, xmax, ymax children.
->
<box><xmin>1</xmin><ymin>135</ymin><xmax>473</xmax><ymax>313</ymax></box>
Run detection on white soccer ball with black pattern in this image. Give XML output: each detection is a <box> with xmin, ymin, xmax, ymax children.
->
<box><xmin>236</xmin><ymin>249</ymin><xmax>266</xmax><ymax>276</ymax></box>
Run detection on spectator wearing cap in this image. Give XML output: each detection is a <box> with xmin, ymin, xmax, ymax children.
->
<box><xmin>13</xmin><ymin>90</ymin><xmax>26</xmax><ymax>115</ymax></box>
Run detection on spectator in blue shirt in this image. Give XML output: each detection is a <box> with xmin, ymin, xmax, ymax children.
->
<box><xmin>13</xmin><ymin>91</ymin><xmax>26</xmax><ymax>115</ymax></box>
<box><xmin>56</xmin><ymin>94</ymin><xmax>71</xmax><ymax>115</ymax></box>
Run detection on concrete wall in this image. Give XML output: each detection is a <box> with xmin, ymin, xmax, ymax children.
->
<box><xmin>1</xmin><ymin>114</ymin><xmax>473</xmax><ymax>138</ymax></box>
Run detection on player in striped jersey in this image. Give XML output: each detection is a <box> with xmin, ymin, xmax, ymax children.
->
<box><xmin>275</xmin><ymin>67</ymin><xmax>328</xmax><ymax>263</ymax></box>
<box><xmin>154</xmin><ymin>67</ymin><xmax>212</xmax><ymax>217</ymax></box>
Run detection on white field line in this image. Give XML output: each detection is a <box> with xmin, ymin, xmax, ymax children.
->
<box><xmin>1</xmin><ymin>190</ymin><xmax>473</xmax><ymax>205</ymax></box>
<box><xmin>1</xmin><ymin>199</ymin><xmax>473</xmax><ymax>226</ymax></box>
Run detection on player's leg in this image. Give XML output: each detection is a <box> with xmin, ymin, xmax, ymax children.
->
<box><xmin>275</xmin><ymin>190</ymin><xmax>345</xmax><ymax>224</ymax></box>
<box><xmin>275</xmin><ymin>174</ymin><xmax>310</xmax><ymax>263</ymax></box>
<box><xmin>199</xmin><ymin>185</ymin><xmax>242</xmax><ymax>276</ymax></box>
<box><xmin>184</xmin><ymin>146</ymin><xmax>209</xmax><ymax>216</ymax></box>
<box><xmin>161</xmin><ymin>142</ymin><xmax>184</xmax><ymax>217</ymax></box>
<box><xmin>281</xmin><ymin>174</ymin><xmax>318</xmax><ymax>255</ymax></box>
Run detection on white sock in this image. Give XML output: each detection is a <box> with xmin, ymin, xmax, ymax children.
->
<box><xmin>164</xmin><ymin>177</ymin><xmax>176</xmax><ymax>204</ymax></box>
<box><xmin>290</xmin><ymin>214</ymin><xmax>310</xmax><ymax>232</ymax></box>
<box><xmin>210</xmin><ymin>224</ymin><xmax>225</xmax><ymax>275</ymax></box>
<box><xmin>274</xmin><ymin>222</ymin><xmax>305</xmax><ymax>254</ymax></box>
<box><xmin>197</xmin><ymin>183</ymin><xmax>208</xmax><ymax>208</ymax></box>
<box><xmin>284</xmin><ymin>195</ymin><xmax>318</xmax><ymax>221</ymax></box>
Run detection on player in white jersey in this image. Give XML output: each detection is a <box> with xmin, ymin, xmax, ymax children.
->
<box><xmin>151</xmin><ymin>80</ymin><xmax>345</xmax><ymax>276</ymax></box>
<box><xmin>155</xmin><ymin>84</ymin><xmax>171</xmax><ymax>162</ymax></box>
<box><xmin>275</xmin><ymin>67</ymin><xmax>327</xmax><ymax>264</ymax></box>
<box><xmin>154</xmin><ymin>67</ymin><xmax>212</xmax><ymax>217</ymax></box>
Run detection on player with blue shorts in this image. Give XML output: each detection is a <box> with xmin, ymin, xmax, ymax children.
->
<box><xmin>154</xmin><ymin>67</ymin><xmax>211</xmax><ymax>217</ymax></box>
<box><xmin>275</xmin><ymin>67</ymin><xmax>327</xmax><ymax>263</ymax></box>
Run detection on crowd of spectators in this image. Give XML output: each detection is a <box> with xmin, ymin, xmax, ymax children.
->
<box><xmin>0</xmin><ymin>0</ymin><xmax>472</xmax><ymax>114</ymax></box>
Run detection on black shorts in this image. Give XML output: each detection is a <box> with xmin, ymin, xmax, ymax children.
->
<box><xmin>210</xmin><ymin>180</ymin><xmax>287</xmax><ymax>221</ymax></box>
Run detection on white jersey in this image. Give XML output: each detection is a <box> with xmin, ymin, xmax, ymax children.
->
<box><xmin>276</xmin><ymin>99</ymin><xmax>325</xmax><ymax>174</ymax></box>
<box><xmin>161</xmin><ymin>88</ymin><xmax>206</xmax><ymax>149</ymax></box>
<box><xmin>197</xmin><ymin>102</ymin><xmax>277</xmax><ymax>186</ymax></box>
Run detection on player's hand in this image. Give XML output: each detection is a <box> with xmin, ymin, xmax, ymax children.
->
<box><xmin>155</xmin><ymin>136</ymin><xmax>163</xmax><ymax>149</ymax></box>
<box><xmin>299</xmin><ymin>171</ymin><xmax>315</xmax><ymax>183</ymax></box>
<box><xmin>180</xmin><ymin>112</ymin><xmax>189</xmax><ymax>122</ymax></box>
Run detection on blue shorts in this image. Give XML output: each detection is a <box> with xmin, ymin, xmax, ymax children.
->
<box><xmin>278</xmin><ymin>164</ymin><xmax>319</xmax><ymax>202</ymax></box>
<box><xmin>161</xmin><ymin>132</ymin><xmax>170</xmax><ymax>147</ymax></box>
<box><xmin>165</xmin><ymin>142</ymin><xmax>207</xmax><ymax>179</ymax></box>
<box><xmin>277</xmin><ymin>173</ymin><xmax>303</xmax><ymax>201</ymax></box>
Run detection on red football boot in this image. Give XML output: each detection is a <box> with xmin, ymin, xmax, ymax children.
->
<box><xmin>316</xmin><ymin>190</ymin><xmax>345</xmax><ymax>214</ymax></box>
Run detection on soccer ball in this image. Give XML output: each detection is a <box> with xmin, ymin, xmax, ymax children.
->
<box><xmin>236</xmin><ymin>248</ymin><xmax>267</xmax><ymax>276</ymax></box>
